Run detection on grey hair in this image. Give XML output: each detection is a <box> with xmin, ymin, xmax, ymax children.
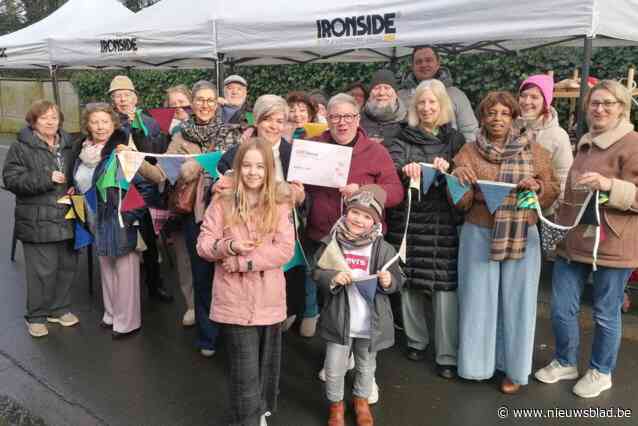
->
<box><xmin>327</xmin><ymin>93</ymin><xmax>360</xmax><ymax>113</ymax></box>
<box><xmin>253</xmin><ymin>94</ymin><xmax>289</xmax><ymax>123</ymax></box>
<box><xmin>191</xmin><ymin>80</ymin><xmax>218</xmax><ymax>99</ymax></box>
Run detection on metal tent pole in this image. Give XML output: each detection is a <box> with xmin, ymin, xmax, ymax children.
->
<box><xmin>216</xmin><ymin>54</ymin><xmax>226</xmax><ymax>96</ymax></box>
<box><xmin>576</xmin><ymin>37</ymin><xmax>593</xmax><ymax>140</ymax></box>
<box><xmin>50</xmin><ymin>65</ymin><xmax>61</xmax><ymax>106</ymax></box>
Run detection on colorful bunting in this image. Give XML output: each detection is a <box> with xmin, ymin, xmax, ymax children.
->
<box><xmin>121</xmin><ymin>184</ymin><xmax>146</xmax><ymax>212</ymax></box>
<box><xmin>65</xmin><ymin>207</ymin><xmax>76</xmax><ymax>220</ymax></box>
<box><xmin>157</xmin><ymin>157</ymin><xmax>186</xmax><ymax>185</ymax></box>
<box><xmin>517</xmin><ymin>190</ymin><xmax>538</xmax><ymax>209</ymax></box>
<box><xmin>445</xmin><ymin>174</ymin><xmax>470</xmax><ymax>204</ymax></box>
<box><xmin>71</xmin><ymin>195</ymin><xmax>86</xmax><ymax>223</ymax></box>
<box><xmin>303</xmin><ymin>122</ymin><xmax>328</xmax><ymax>138</ymax></box>
<box><xmin>354</xmin><ymin>275</ymin><xmax>378</xmax><ymax>304</ymax></box>
<box><xmin>195</xmin><ymin>151</ymin><xmax>223</xmax><ymax>179</ymax></box>
<box><xmin>283</xmin><ymin>240</ymin><xmax>307</xmax><ymax>272</ymax></box>
<box><xmin>147</xmin><ymin>108</ymin><xmax>177</xmax><ymax>134</ymax></box>
<box><xmin>131</xmin><ymin>109</ymin><xmax>149</xmax><ymax>137</ymax></box>
<box><xmin>73</xmin><ymin>222</ymin><xmax>93</xmax><ymax>250</ymax></box>
<box><xmin>57</xmin><ymin>195</ymin><xmax>71</xmax><ymax>205</ymax></box>
<box><xmin>580</xmin><ymin>191</ymin><xmax>600</xmax><ymax>226</ymax></box>
<box><xmin>96</xmin><ymin>153</ymin><xmax>118</xmax><ymax>202</ymax></box>
<box><xmin>84</xmin><ymin>187</ymin><xmax>97</xmax><ymax>213</ymax></box>
<box><xmin>421</xmin><ymin>164</ymin><xmax>438</xmax><ymax>195</ymax></box>
<box><xmin>117</xmin><ymin>150</ymin><xmax>144</xmax><ymax>182</ymax></box>
<box><xmin>477</xmin><ymin>181</ymin><xmax>516</xmax><ymax>214</ymax></box>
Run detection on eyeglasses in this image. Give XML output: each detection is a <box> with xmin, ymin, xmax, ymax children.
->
<box><xmin>589</xmin><ymin>100</ymin><xmax>619</xmax><ymax>110</ymax></box>
<box><xmin>193</xmin><ymin>98</ymin><xmax>217</xmax><ymax>106</ymax></box>
<box><xmin>111</xmin><ymin>93</ymin><xmax>133</xmax><ymax>101</ymax></box>
<box><xmin>328</xmin><ymin>113</ymin><xmax>359</xmax><ymax>124</ymax></box>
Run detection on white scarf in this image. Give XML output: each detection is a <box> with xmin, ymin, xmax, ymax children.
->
<box><xmin>78</xmin><ymin>139</ymin><xmax>105</xmax><ymax>168</ymax></box>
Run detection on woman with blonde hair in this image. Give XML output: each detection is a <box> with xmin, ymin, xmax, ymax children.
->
<box><xmin>535</xmin><ymin>80</ymin><xmax>638</xmax><ymax>398</ymax></box>
<box><xmin>385</xmin><ymin>79</ymin><xmax>466</xmax><ymax>378</ymax></box>
<box><xmin>197</xmin><ymin>137</ymin><xmax>295</xmax><ymax>426</ymax></box>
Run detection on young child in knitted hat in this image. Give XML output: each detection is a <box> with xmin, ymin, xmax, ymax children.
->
<box><xmin>311</xmin><ymin>184</ymin><xmax>405</xmax><ymax>426</ymax></box>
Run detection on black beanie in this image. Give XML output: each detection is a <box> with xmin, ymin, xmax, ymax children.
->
<box><xmin>369</xmin><ymin>69</ymin><xmax>398</xmax><ymax>93</ymax></box>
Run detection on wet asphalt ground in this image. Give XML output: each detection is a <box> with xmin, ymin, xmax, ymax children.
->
<box><xmin>0</xmin><ymin>134</ymin><xmax>636</xmax><ymax>426</ymax></box>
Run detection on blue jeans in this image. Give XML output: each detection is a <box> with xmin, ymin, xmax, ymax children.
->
<box><xmin>551</xmin><ymin>257</ymin><xmax>632</xmax><ymax>374</ymax></box>
<box><xmin>183</xmin><ymin>214</ymin><xmax>219</xmax><ymax>351</ymax></box>
<box><xmin>303</xmin><ymin>274</ymin><xmax>319</xmax><ymax>318</ymax></box>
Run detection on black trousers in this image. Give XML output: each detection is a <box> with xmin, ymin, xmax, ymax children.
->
<box><xmin>224</xmin><ymin>323</ymin><xmax>282</xmax><ymax>426</ymax></box>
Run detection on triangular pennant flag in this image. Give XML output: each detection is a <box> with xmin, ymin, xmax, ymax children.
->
<box><xmin>117</xmin><ymin>150</ymin><xmax>144</xmax><ymax>182</ymax></box>
<box><xmin>157</xmin><ymin>157</ymin><xmax>187</xmax><ymax>185</ymax></box>
<box><xmin>303</xmin><ymin>122</ymin><xmax>328</xmax><ymax>138</ymax></box>
<box><xmin>421</xmin><ymin>165</ymin><xmax>437</xmax><ymax>195</ymax></box>
<box><xmin>195</xmin><ymin>151</ymin><xmax>224</xmax><ymax>179</ymax></box>
<box><xmin>57</xmin><ymin>195</ymin><xmax>71</xmax><ymax>205</ymax></box>
<box><xmin>283</xmin><ymin>240</ymin><xmax>307</xmax><ymax>272</ymax></box>
<box><xmin>121</xmin><ymin>184</ymin><xmax>146</xmax><ymax>212</ymax></box>
<box><xmin>84</xmin><ymin>187</ymin><xmax>97</xmax><ymax>213</ymax></box>
<box><xmin>74</xmin><ymin>221</ymin><xmax>93</xmax><ymax>250</ymax></box>
<box><xmin>579</xmin><ymin>191</ymin><xmax>600</xmax><ymax>226</ymax></box>
<box><xmin>478</xmin><ymin>182</ymin><xmax>515</xmax><ymax>214</ymax></box>
<box><xmin>96</xmin><ymin>153</ymin><xmax>118</xmax><ymax>201</ymax></box>
<box><xmin>131</xmin><ymin>109</ymin><xmax>149</xmax><ymax>137</ymax></box>
<box><xmin>354</xmin><ymin>276</ymin><xmax>378</xmax><ymax>304</ymax></box>
<box><xmin>65</xmin><ymin>207</ymin><xmax>76</xmax><ymax>220</ymax></box>
<box><xmin>539</xmin><ymin>221</ymin><xmax>570</xmax><ymax>253</ymax></box>
<box><xmin>445</xmin><ymin>174</ymin><xmax>470</xmax><ymax>204</ymax></box>
<box><xmin>71</xmin><ymin>195</ymin><xmax>86</xmax><ymax>223</ymax></box>
<box><xmin>147</xmin><ymin>108</ymin><xmax>177</xmax><ymax>134</ymax></box>
<box><xmin>517</xmin><ymin>190</ymin><xmax>538</xmax><ymax>210</ymax></box>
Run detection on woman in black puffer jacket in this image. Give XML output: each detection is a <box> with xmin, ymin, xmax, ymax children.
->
<box><xmin>384</xmin><ymin>79</ymin><xmax>465</xmax><ymax>379</ymax></box>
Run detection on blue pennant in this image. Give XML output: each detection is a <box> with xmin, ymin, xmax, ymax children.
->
<box><xmin>74</xmin><ymin>221</ymin><xmax>93</xmax><ymax>250</ymax></box>
<box><xmin>477</xmin><ymin>182</ymin><xmax>515</xmax><ymax>214</ymax></box>
<box><xmin>115</xmin><ymin>164</ymin><xmax>129</xmax><ymax>190</ymax></box>
<box><xmin>354</xmin><ymin>276</ymin><xmax>378</xmax><ymax>304</ymax></box>
<box><xmin>157</xmin><ymin>157</ymin><xmax>186</xmax><ymax>185</ymax></box>
<box><xmin>283</xmin><ymin>239</ymin><xmax>307</xmax><ymax>272</ymax></box>
<box><xmin>84</xmin><ymin>187</ymin><xmax>98</xmax><ymax>213</ymax></box>
<box><xmin>445</xmin><ymin>174</ymin><xmax>470</xmax><ymax>204</ymax></box>
<box><xmin>421</xmin><ymin>165</ymin><xmax>438</xmax><ymax>195</ymax></box>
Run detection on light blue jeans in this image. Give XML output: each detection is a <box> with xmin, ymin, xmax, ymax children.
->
<box><xmin>551</xmin><ymin>257</ymin><xmax>632</xmax><ymax>374</ymax></box>
<box><xmin>325</xmin><ymin>338</ymin><xmax>376</xmax><ymax>402</ymax></box>
<box><xmin>457</xmin><ymin>223</ymin><xmax>541</xmax><ymax>385</ymax></box>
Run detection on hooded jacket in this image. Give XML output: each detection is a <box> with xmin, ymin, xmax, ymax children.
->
<box><xmin>305</xmin><ymin>128</ymin><xmax>405</xmax><ymax>242</ymax></box>
<box><xmin>3</xmin><ymin>127</ymin><xmax>75</xmax><ymax>243</ymax></box>
<box><xmin>384</xmin><ymin>124</ymin><xmax>465</xmax><ymax>291</ymax></box>
<box><xmin>514</xmin><ymin>107</ymin><xmax>573</xmax><ymax>214</ymax></box>
<box><xmin>398</xmin><ymin>67</ymin><xmax>478</xmax><ymax>143</ymax></box>
<box><xmin>312</xmin><ymin>234</ymin><xmax>405</xmax><ymax>352</ymax></box>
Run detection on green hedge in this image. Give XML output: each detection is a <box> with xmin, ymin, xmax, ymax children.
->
<box><xmin>65</xmin><ymin>46</ymin><xmax>637</xmax><ymax>123</ymax></box>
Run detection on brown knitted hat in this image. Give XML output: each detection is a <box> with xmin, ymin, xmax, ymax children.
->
<box><xmin>345</xmin><ymin>184</ymin><xmax>387</xmax><ymax>223</ymax></box>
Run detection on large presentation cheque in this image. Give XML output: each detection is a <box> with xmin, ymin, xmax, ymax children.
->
<box><xmin>287</xmin><ymin>139</ymin><xmax>353</xmax><ymax>188</ymax></box>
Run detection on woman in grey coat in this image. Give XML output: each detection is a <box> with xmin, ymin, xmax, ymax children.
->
<box><xmin>3</xmin><ymin>100</ymin><xmax>79</xmax><ymax>338</ymax></box>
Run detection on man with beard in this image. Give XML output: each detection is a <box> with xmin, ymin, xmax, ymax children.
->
<box><xmin>360</xmin><ymin>69</ymin><xmax>407</xmax><ymax>145</ymax></box>
<box><xmin>399</xmin><ymin>46</ymin><xmax>478</xmax><ymax>142</ymax></box>
<box><xmin>218</xmin><ymin>75</ymin><xmax>251</xmax><ymax>127</ymax></box>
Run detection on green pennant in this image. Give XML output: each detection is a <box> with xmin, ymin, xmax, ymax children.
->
<box><xmin>516</xmin><ymin>190</ymin><xmax>538</xmax><ymax>210</ymax></box>
<box><xmin>283</xmin><ymin>239</ymin><xmax>307</xmax><ymax>272</ymax></box>
<box><xmin>96</xmin><ymin>153</ymin><xmax>118</xmax><ymax>202</ymax></box>
<box><xmin>194</xmin><ymin>151</ymin><xmax>223</xmax><ymax>179</ymax></box>
<box><xmin>131</xmin><ymin>109</ymin><xmax>149</xmax><ymax>137</ymax></box>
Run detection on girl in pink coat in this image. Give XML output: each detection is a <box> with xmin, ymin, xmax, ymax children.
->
<box><xmin>197</xmin><ymin>137</ymin><xmax>295</xmax><ymax>426</ymax></box>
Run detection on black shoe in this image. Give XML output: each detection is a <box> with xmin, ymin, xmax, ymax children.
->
<box><xmin>149</xmin><ymin>287</ymin><xmax>174</xmax><ymax>303</ymax></box>
<box><xmin>99</xmin><ymin>321</ymin><xmax>112</xmax><ymax>329</ymax></box>
<box><xmin>112</xmin><ymin>328</ymin><xmax>140</xmax><ymax>339</ymax></box>
<box><xmin>406</xmin><ymin>348</ymin><xmax>427</xmax><ymax>362</ymax></box>
<box><xmin>437</xmin><ymin>364</ymin><xmax>457</xmax><ymax>380</ymax></box>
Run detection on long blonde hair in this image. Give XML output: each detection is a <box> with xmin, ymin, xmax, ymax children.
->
<box><xmin>223</xmin><ymin>137</ymin><xmax>285</xmax><ymax>235</ymax></box>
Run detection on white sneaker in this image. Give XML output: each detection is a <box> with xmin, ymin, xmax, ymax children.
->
<box><xmin>182</xmin><ymin>309</ymin><xmax>195</xmax><ymax>327</ymax></box>
<box><xmin>573</xmin><ymin>369</ymin><xmax>612</xmax><ymax>398</ymax></box>
<box><xmin>318</xmin><ymin>353</ymin><xmax>355</xmax><ymax>382</ymax></box>
<box><xmin>47</xmin><ymin>312</ymin><xmax>79</xmax><ymax>327</ymax></box>
<box><xmin>535</xmin><ymin>359</ymin><xmax>579</xmax><ymax>384</ymax></box>
<box><xmin>259</xmin><ymin>411</ymin><xmax>271</xmax><ymax>426</ymax></box>
<box><xmin>368</xmin><ymin>379</ymin><xmax>380</xmax><ymax>405</ymax></box>
<box><xmin>282</xmin><ymin>315</ymin><xmax>296</xmax><ymax>332</ymax></box>
<box><xmin>200</xmin><ymin>349</ymin><xmax>216</xmax><ymax>358</ymax></box>
<box><xmin>26</xmin><ymin>321</ymin><xmax>48</xmax><ymax>338</ymax></box>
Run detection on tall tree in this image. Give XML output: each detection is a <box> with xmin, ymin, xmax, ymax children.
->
<box><xmin>0</xmin><ymin>0</ymin><xmax>25</xmax><ymax>36</ymax></box>
<box><xmin>20</xmin><ymin>0</ymin><xmax>67</xmax><ymax>26</ymax></box>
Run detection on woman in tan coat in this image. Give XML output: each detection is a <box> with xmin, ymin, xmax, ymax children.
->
<box><xmin>535</xmin><ymin>80</ymin><xmax>638</xmax><ymax>399</ymax></box>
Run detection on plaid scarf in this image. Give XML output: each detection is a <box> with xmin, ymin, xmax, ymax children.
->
<box><xmin>332</xmin><ymin>216</ymin><xmax>381</xmax><ymax>249</ymax></box>
<box><xmin>181</xmin><ymin>117</ymin><xmax>241</xmax><ymax>153</ymax></box>
<box><xmin>476</xmin><ymin>130</ymin><xmax>535</xmax><ymax>261</ymax></box>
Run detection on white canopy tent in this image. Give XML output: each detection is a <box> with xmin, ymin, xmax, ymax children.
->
<box><xmin>50</xmin><ymin>0</ymin><xmax>217</xmax><ymax>69</ymax></box>
<box><xmin>0</xmin><ymin>0</ymin><xmax>133</xmax><ymax>69</ymax></box>
<box><xmin>215</xmin><ymin>0</ymin><xmax>638</xmax><ymax>65</ymax></box>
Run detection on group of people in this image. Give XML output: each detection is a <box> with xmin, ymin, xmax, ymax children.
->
<box><xmin>3</xmin><ymin>45</ymin><xmax>637</xmax><ymax>426</ymax></box>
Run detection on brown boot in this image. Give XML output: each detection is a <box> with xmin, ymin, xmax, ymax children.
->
<box><xmin>353</xmin><ymin>397</ymin><xmax>374</xmax><ymax>426</ymax></box>
<box><xmin>500</xmin><ymin>376</ymin><xmax>521</xmax><ymax>395</ymax></box>
<box><xmin>327</xmin><ymin>401</ymin><xmax>345</xmax><ymax>426</ymax></box>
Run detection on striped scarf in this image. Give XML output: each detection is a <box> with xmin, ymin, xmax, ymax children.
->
<box><xmin>332</xmin><ymin>216</ymin><xmax>381</xmax><ymax>249</ymax></box>
<box><xmin>476</xmin><ymin>130</ymin><xmax>535</xmax><ymax>261</ymax></box>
